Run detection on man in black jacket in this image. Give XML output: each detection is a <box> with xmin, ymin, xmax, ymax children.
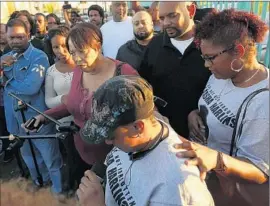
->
<box><xmin>116</xmin><ymin>11</ymin><xmax>154</xmax><ymax>70</ymax></box>
<box><xmin>138</xmin><ymin>2</ymin><xmax>211</xmax><ymax>138</ymax></box>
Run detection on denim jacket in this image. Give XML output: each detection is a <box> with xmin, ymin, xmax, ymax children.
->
<box><xmin>2</xmin><ymin>43</ymin><xmax>55</xmax><ymax>135</ymax></box>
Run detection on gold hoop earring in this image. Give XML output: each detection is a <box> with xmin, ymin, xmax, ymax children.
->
<box><xmin>231</xmin><ymin>59</ymin><xmax>244</xmax><ymax>73</ymax></box>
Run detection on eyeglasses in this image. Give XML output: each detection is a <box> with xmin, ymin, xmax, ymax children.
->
<box><xmin>201</xmin><ymin>46</ymin><xmax>234</xmax><ymax>65</ymax></box>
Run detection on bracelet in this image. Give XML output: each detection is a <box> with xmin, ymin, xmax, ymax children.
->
<box><xmin>214</xmin><ymin>152</ymin><xmax>227</xmax><ymax>172</ymax></box>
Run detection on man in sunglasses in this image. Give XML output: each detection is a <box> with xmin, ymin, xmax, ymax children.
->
<box><xmin>138</xmin><ymin>2</ymin><xmax>211</xmax><ymax>139</ymax></box>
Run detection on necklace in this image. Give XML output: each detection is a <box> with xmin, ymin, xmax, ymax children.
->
<box><xmin>216</xmin><ymin>67</ymin><xmax>263</xmax><ymax>101</ymax></box>
<box><xmin>216</xmin><ymin>81</ymin><xmax>232</xmax><ymax>101</ymax></box>
<box><xmin>243</xmin><ymin>69</ymin><xmax>260</xmax><ymax>83</ymax></box>
<box><xmin>233</xmin><ymin>66</ymin><xmax>263</xmax><ymax>85</ymax></box>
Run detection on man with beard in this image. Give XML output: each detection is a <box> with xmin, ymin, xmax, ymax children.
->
<box><xmin>116</xmin><ymin>11</ymin><xmax>154</xmax><ymax>70</ymax></box>
<box><xmin>35</xmin><ymin>13</ymin><xmax>47</xmax><ymax>40</ymax></box>
<box><xmin>1</xmin><ymin>19</ymin><xmax>63</xmax><ymax>194</ymax></box>
<box><xmin>101</xmin><ymin>1</ymin><xmax>133</xmax><ymax>59</ymax></box>
<box><xmin>87</xmin><ymin>4</ymin><xmax>104</xmax><ymax>28</ymax></box>
<box><xmin>138</xmin><ymin>2</ymin><xmax>211</xmax><ymax>138</ymax></box>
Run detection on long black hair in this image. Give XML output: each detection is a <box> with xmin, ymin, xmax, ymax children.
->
<box><xmin>44</xmin><ymin>25</ymin><xmax>70</xmax><ymax>60</ymax></box>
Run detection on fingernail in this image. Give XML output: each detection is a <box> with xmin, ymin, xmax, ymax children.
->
<box><xmin>176</xmin><ymin>153</ymin><xmax>182</xmax><ymax>158</ymax></box>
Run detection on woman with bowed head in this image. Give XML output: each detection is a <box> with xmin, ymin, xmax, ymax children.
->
<box><xmin>175</xmin><ymin>9</ymin><xmax>269</xmax><ymax>206</ymax></box>
<box><xmin>23</xmin><ymin>22</ymin><xmax>138</xmax><ymax>186</ymax></box>
<box><xmin>44</xmin><ymin>25</ymin><xmax>86</xmax><ymax>192</ymax></box>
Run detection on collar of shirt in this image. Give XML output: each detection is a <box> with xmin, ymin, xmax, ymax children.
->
<box><xmin>9</xmin><ymin>43</ymin><xmax>33</xmax><ymax>61</ymax></box>
<box><xmin>22</xmin><ymin>43</ymin><xmax>34</xmax><ymax>60</ymax></box>
<box><xmin>4</xmin><ymin>43</ymin><xmax>34</xmax><ymax>71</ymax></box>
<box><xmin>162</xmin><ymin>32</ymin><xmax>197</xmax><ymax>54</ymax></box>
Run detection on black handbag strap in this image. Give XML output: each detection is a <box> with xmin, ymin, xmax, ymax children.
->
<box><xmin>230</xmin><ymin>87</ymin><xmax>269</xmax><ymax>156</ymax></box>
<box><xmin>114</xmin><ymin>62</ymin><xmax>126</xmax><ymax>76</ymax></box>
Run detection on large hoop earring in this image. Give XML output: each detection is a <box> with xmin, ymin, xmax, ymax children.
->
<box><xmin>231</xmin><ymin>59</ymin><xmax>244</xmax><ymax>72</ymax></box>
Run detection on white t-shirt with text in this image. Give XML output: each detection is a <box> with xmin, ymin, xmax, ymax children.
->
<box><xmin>101</xmin><ymin>17</ymin><xmax>134</xmax><ymax>59</ymax></box>
<box><xmin>198</xmin><ymin>70</ymin><xmax>269</xmax><ymax>175</ymax></box>
<box><xmin>105</xmin><ymin>123</ymin><xmax>214</xmax><ymax>206</ymax></box>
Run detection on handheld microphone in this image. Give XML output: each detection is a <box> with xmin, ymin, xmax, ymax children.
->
<box><xmin>91</xmin><ymin>162</ymin><xmax>107</xmax><ymax>184</ymax></box>
<box><xmin>12</xmin><ymin>52</ymin><xmax>23</xmax><ymax>60</ymax></box>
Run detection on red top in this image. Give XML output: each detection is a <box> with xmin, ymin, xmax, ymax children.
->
<box><xmin>45</xmin><ymin>60</ymin><xmax>138</xmax><ymax>165</ymax></box>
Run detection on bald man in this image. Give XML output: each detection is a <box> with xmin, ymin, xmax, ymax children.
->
<box><xmin>116</xmin><ymin>11</ymin><xmax>154</xmax><ymax>70</ymax></box>
<box><xmin>138</xmin><ymin>2</ymin><xmax>211</xmax><ymax>138</ymax></box>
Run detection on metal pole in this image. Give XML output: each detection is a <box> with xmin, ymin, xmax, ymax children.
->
<box><xmin>8</xmin><ymin>92</ymin><xmax>61</xmax><ymax>126</ymax></box>
<box><xmin>20</xmin><ymin>109</ymin><xmax>43</xmax><ymax>187</ymax></box>
<box><xmin>1</xmin><ymin>134</ymin><xmax>59</xmax><ymax>139</ymax></box>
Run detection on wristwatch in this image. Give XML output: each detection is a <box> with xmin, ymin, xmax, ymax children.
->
<box><xmin>214</xmin><ymin>152</ymin><xmax>227</xmax><ymax>172</ymax></box>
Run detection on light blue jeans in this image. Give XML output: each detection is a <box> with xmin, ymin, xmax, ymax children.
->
<box><xmin>20</xmin><ymin>137</ymin><xmax>63</xmax><ymax>193</ymax></box>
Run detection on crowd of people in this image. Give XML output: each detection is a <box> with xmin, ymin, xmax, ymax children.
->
<box><xmin>0</xmin><ymin>1</ymin><xmax>269</xmax><ymax>206</ymax></box>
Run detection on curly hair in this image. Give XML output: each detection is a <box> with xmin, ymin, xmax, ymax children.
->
<box><xmin>88</xmin><ymin>4</ymin><xmax>105</xmax><ymax>24</ymax></box>
<box><xmin>44</xmin><ymin>25</ymin><xmax>70</xmax><ymax>60</ymax></box>
<box><xmin>195</xmin><ymin>9</ymin><xmax>269</xmax><ymax>63</ymax></box>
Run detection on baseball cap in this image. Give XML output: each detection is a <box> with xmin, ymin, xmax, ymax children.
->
<box><xmin>80</xmin><ymin>75</ymin><xmax>155</xmax><ymax>144</ymax></box>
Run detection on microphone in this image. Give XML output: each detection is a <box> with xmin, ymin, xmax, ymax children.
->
<box><xmin>12</xmin><ymin>52</ymin><xmax>23</xmax><ymax>61</ymax></box>
<box><xmin>0</xmin><ymin>53</ymin><xmax>23</xmax><ymax>86</ymax></box>
<box><xmin>91</xmin><ymin>162</ymin><xmax>107</xmax><ymax>184</ymax></box>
